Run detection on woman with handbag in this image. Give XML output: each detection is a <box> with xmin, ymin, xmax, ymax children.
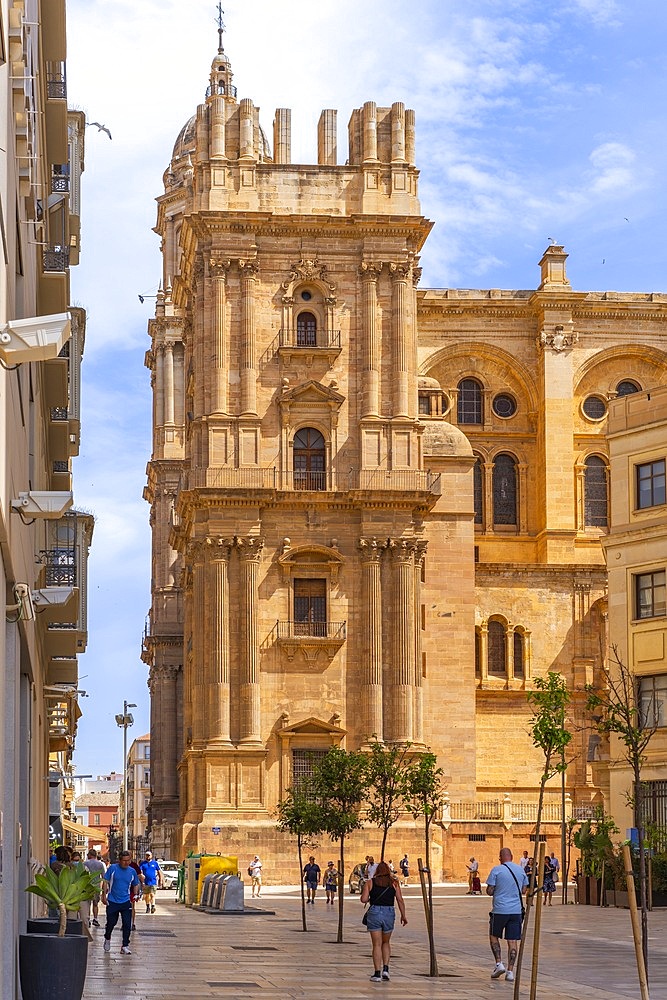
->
<box><xmin>360</xmin><ymin>861</ymin><xmax>407</xmax><ymax>982</ymax></box>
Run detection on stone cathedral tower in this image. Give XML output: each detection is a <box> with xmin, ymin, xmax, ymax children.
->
<box><xmin>144</xmin><ymin>30</ymin><xmax>667</xmax><ymax>873</ymax></box>
<box><xmin>143</xmin><ymin>33</ymin><xmax>475</xmax><ymax>865</ymax></box>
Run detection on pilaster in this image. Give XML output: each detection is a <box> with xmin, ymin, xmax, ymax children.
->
<box><xmin>358</xmin><ymin>537</ymin><xmax>383</xmax><ymax>741</ymax></box>
<box><xmin>238</xmin><ymin>536</ymin><xmax>264</xmax><ymax>744</ymax></box>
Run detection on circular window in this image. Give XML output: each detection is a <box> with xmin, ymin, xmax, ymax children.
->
<box><xmin>301</xmin><ymin>290</ymin><xmax>312</xmax><ymax>301</ymax></box>
<box><xmin>492</xmin><ymin>393</ymin><xmax>517</xmax><ymax>419</ymax></box>
<box><xmin>582</xmin><ymin>395</ymin><xmax>608</xmax><ymax>421</ymax></box>
<box><xmin>616</xmin><ymin>380</ymin><xmax>641</xmax><ymax>397</ymax></box>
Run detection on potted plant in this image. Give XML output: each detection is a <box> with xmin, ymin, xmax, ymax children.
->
<box><xmin>573</xmin><ymin>813</ymin><xmax>618</xmax><ymax>905</ymax></box>
<box><xmin>19</xmin><ymin>861</ymin><xmax>101</xmax><ymax>1000</ymax></box>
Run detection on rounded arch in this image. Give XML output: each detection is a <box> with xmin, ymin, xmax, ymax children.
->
<box><xmin>573</xmin><ymin>344</ymin><xmax>667</xmax><ymax>395</ymax></box>
<box><xmin>457</xmin><ymin>376</ymin><xmax>484</xmax><ymax>424</ymax></box>
<box><xmin>419</xmin><ymin>341</ymin><xmax>539</xmax><ymax>415</ymax></box>
<box><xmin>292</xmin><ymin>426</ymin><xmax>326</xmax><ymax>491</ymax></box>
<box><xmin>492</xmin><ymin>452</ymin><xmax>518</xmax><ymax>527</ymax></box>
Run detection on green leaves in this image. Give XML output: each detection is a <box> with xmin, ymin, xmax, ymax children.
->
<box><xmin>26</xmin><ymin>862</ymin><xmax>101</xmax><ymax>912</ymax></box>
<box><xmin>527</xmin><ymin>671</ymin><xmax>572</xmax><ymax>776</ymax></box>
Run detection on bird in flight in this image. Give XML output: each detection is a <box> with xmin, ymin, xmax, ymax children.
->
<box><xmin>86</xmin><ymin>121</ymin><xmax>112</xmax><ymax>140</ymax></box>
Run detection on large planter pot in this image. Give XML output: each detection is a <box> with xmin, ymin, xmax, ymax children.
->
<box><xmin>26</xmin><ymin>917</ymin><xmax>83</xmax><ymax>936</ymax></box>
<box><xmin>19</xmin><ymin>933</ymin><xmax>88</xmax><ymax>1000</ymax></box>
<box><xmin>575</xmin><ymin>875</ymin><xmax>601</xmax><ymax>904</ymax></box>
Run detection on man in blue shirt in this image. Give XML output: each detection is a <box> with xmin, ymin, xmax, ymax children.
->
<box><xmin>102</xmin><ymin>851</ymin><xmax>140</xmax><ymax>954</ymax></box>
<box><xmin>139</xmin><ymin>851</ymin><xmax>163</xmax><ymax>913</ymax></box>
<box><xmin>486</xmin><ymin>847</ymin><xmax>528</xmax><ymax>983</ymax></box>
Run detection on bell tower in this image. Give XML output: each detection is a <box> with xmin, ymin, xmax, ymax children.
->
<box><xmin>144</xmin><ymin>23</ymin><xmax>476</xmax><ymax>867</ymax></box>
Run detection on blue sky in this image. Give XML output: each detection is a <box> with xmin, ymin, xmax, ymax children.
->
<box><xmin>67</xmin><ymin>0</ymin><xmax>667</xmax><ymax>777</ymax></box>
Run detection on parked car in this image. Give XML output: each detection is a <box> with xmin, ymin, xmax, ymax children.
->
<box><xmin>158</xmin><ymin>860</ymin><xmax>181</xmax><ymax>889</ymax></box>
<box><xmin>349</xmin><ymin>862</ymin><xmax>367</xmax><ymax>894</ymax></box>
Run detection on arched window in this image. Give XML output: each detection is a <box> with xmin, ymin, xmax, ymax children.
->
<box><xmin>616</xmin><ymin>379</ymin><xmax>641</xmax><ymax>397</ymax></box>
<box><xmin>293</xmin><ymin>427</ymin><xmax>326</xmax><ymax>490</ymax></box>
<box><xmin>473</xmin><ymin>458</ymin><xmax>484</xmax><ymax>525</ymax></box>
<box><xmin>457</xmin><ymin>378</ymin><xmax>483</xmax><ymax>425</ymax></box>
<box><xmin>488</xmin><ymin>620</ymin><xmax>506</xmax><ymax>675</ymax></box>
<box><xmin>493</xmin><ymin>454</ymin><xmax>518</xmax><ymax>525</ymax></box>
<box><xmin>513</xmin><ymin>630</ymin><xmax>525</xmax><ymax>677</ymax></box>
<box><xmin>584</xmin><ymin>455</ymin><xmax>608</xmax><ymax>527</ymax></box>
<box><xmin>296</xmin><ymin>311</ymin><xmax>317</xmax><ymax>347</ymax></box>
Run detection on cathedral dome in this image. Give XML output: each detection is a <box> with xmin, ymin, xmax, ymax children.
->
<box><xmin>422</xmin><ymin>420</ymin><xmax>473</xmax><ymax>458</ymax></box>
<box><xmin>172</xmin><ymin>115</ymin><xmax>196</xmax><ymax>162</ymax></box>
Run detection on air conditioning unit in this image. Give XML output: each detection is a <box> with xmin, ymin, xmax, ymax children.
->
<box><xmin>0</xmin><ymin>312</ymin><xmax>71</xmax><ymax>363</ymax></box>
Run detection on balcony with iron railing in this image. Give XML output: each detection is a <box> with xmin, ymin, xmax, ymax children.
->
<box><xmin>276</xmin><ymin>619</ymin><xmax>346</xmax><ymax>662</ymax></box>
<box><xmin>46</xmin><ymin>62</ymin><xmax>67</xmax><ymax>100</ymax></box>
<box><xmin>43</xmin><ymin>245</ymin><xmax>70</xmax><ymax>272</ymax></box>
<box><xmin>441</xmin><ymin>792</ymin><xmax>580</xmax><ymax>827</ymax></box>
<box><xmin>179</xmin><ymin>467</ymin><xmax>441</xmax><ymax>495</ymax></box>
<box><xmin>277</xmin><ymin>328</ymin><xmax>342</xmax><ymax>365</ymax></box>
<box><xmin>205</xmin><ymin>82</ymin><xmax>238</xmax><ymax>99</ymax></box>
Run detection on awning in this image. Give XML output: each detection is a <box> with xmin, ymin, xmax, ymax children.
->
<box><xmin>61</xmin><ymin>817</ymin><xmax>108</xmax><ymax>840</ymax></box>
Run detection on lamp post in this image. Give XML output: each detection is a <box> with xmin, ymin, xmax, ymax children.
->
<box><xmin>115</xmin><ymin>701</ymin><xmax>136</xmax><ymax>852</ymax></box>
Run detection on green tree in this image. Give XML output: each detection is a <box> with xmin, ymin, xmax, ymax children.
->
<box><xmin>364</xmin><ymin>737</ymin><xmax>412</xmax><ymax>861</ymax></box>
<box><xmin>586</xmin><ymin>645</ymin><xmax>657</xmax><ymax>974</ymax></box>
<box><xmin>311</xmin><ymin>746</ymin><xmax>368</xmax><ymax>943</ymax></box>
<box><xmin>276</xmin><ymin>784</ymin><xmax>324</xmax><ymax>931</ymax></box>
<box><xmin>513</xmin><ymin>671</ymin><xmax>572</xmax><ymax>1000</ymax></box>
<box><xmin>404</xmin><ymin>751</ymin><xmax>447</xmax><ymax>977</ymax></box>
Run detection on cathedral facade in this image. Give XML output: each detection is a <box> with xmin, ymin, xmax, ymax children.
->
<box><xmin>142</xmin><ymin>37</ymin><xmax>667</xmax><ymax>877</ymax></box>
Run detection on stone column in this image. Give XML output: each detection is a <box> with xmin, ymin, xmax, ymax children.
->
<box><xmin>387</xmin><ymin>538</ymin><xmax>415</xmax><ymax>742</ymax></box>
<box><xmin>238</xmin><ymin>537</ymin><xmax>264</xmax><ymax>743</ymax></box>
<box><xmin>359</xmin><ymin>262</ymin><xmax>382</xmax><ymax>418</ymax></box>
<box><xmin>190</xmin><ymin>541</ymin><xmax>206</xmax><ymax>743</ymax></box>
<box><xmin>239</xmin><ymin>259</ymin><xmax>259</xmax><ymax>414</ymax></box>
<box><xmin>479</xmin><ymin>622</ymin><xmax>489</xmax><ymax>681</ymax></box>
<box><xmin>413</xmin><ymin>542</ymin><xmax>428</xmax><ymax>744</ymax></box>
<box><xmin>155</xmin><ymin>345</ymin><xmax>165</xmax><ymax>428</ymax></box>
<box><xmin>210</xmin><ymin>95</ymin><xmax>226</xmax><ymax>159</ymax></box>
<box><xmin>389</xmin><ymin>262</ymin><xmax>411</xmax><ymax>417</ymax></box>
<box><xmin>206</xmin><ymin>536</ymin><xmax>233</xmax><ymax>744</ymax></box>
<box><xmin>164</xmin><ymin>342</ymin><xmax>175</xmax><ymax>425</ymax></box>
<box><xmin>152</xmin><ymin>664</ymin><xmax>180</xmax><ymax>799</ymax></box>
<box><xmin>210</xmin><ymin>257</ymin><xmax>230</xmax><ymax>414</ymax></box>
<box><xmin>363</xmin><ymin>101</ymin><xmax>378</xmax><ymax>161</ymax></box>
<box><xmin>358</xmin><ymin>537</ymin><xmax>383</xmax><ymax>741</ymax></box>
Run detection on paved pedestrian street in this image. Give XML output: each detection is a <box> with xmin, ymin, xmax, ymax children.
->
<box><xmin>82</xmin><ymin>885</ymin><xmax>667</xmax><ymax>999</ymax></box>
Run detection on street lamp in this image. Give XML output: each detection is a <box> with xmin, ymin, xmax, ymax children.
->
<box><xmin>115</xmin><ymin>701</ymin><xmax>136</xmax><ymax>852</ymax></box>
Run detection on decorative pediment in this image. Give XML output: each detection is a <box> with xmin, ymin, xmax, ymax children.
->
<box><xmin>279</xmin><ymin>379</ymin><xmax>345</xmax><ymax>406</ymax></box>
<box><xmin>278</xmin><ymin>716</ymin><xmax>346</xmax><ymax>738</ymax></box>
<box><xmin>278</xmin><ymin>543</ymin><xmax>344</xmax><ymax>582</ymax></box>
<box><xmin>281</xmin><ymin>258</ymin><xmax>336</xmax><ymax>303</ymax></box>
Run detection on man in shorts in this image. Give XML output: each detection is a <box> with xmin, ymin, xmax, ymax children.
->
<box><xmin>302</xmin><ymin>855</ymin><xmax>321</xmax><ymax>903</ymax></box>
<box><xmin>139</xmin><ymin>851</ymin><xmax>162</xmax><ymax>913</ymax></box>
<box><xmin>248</xmin><ymin>855</ymin><xmax>263</xmax><ymax>898</ymax></box>
<box><xmin>84</xmin><ymin>849</ymin><xmax>106</xmax><ymax>926</ymax></box>
<box><xmin>486</xmin><ymin>847</ymin><xmax>528</xmax><ymax>983</ymax></box>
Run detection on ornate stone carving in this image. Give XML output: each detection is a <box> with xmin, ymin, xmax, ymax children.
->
<box><xmin>282</xmin><ymin>257</ymin><xmax>336</xmax><ymax>297</ymax></box>
<box><xmin>385</xmin><ymin>536</ymin><xmax>417</xmax><ymax>561</ymax></box>
<box><xmin>236</xmin><ymin>536</ymin><xmax>265</xmax><ymax>560</ymax></box>
<box><xmin>205</xmin><ymin>535</ymin><xmax>234</xmax><ymax>560</ymax></box>
<box><xmin>538</xmin><ymin>323</ymin><xmax>578</xmax><ymax>352</ymax></box>
<box><xmin>388</xmin><ymin>261</ymin><xmax>412</xmax><ymax>281</ymax></box>
<box><xmin>238</xmin><ymin>258</ymin><xmax>259</xmax><ymax>278</ymax></box>
<box><xmin>359</xmin><ymin>261</ymin><xmax>383</xmax><ymax>280</ymax></box>
<box><xmin>412</xmin><ymin>266</ymin><xmax>423</xmax><ymax>286</ymax></box>
<box><xmin>209</xmin><ymin>257</ymin><xmax>231</xmax><ymax>279</ymax></box>
<box><xmin>358</xmin><ymin>536</ymin><xmax>382</xmax><ymax>561</ymax></box>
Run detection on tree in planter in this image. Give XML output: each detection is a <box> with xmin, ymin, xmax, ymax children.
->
<box><xmin>276</xmin><ymin>783</ymin><xmax>325</xmax><ymax>932</ymax></box>
<box><xmin>311</xmin><ymin>746</ymin><xmax>368</xmax><ymax>943</ymax></box>
<box><xmin>513</xmin><ymin>671</ymin><xmax>572</xmax><ymax>1000</ymax></box>
<box><xmin>404</xmin><ymin>751</ymin><xmax>447</xmax><ymax>977</ymax></box>
<box><xmin>573</xmin><ymin>811</ymin><xmax>618</xmax><ymax>901</ymax></box>
<box><xmin>586</xmin><ymin>645</ymin><xmax>658</xmax><ymax>973</ymax></box>
<box><xmin>26</xmin><ymin>862</ymin><xmax>101</xmax><ymax>937</ymax></box>
<box><xmin>364</xmin><ymin>737</ymin><xmax>413</xmax><ymax>862</ymax></box>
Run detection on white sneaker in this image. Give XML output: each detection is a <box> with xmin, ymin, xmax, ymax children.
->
<box><xmin>103</xmin><ymin>938</ymin><xmax>111</xmax><ymax>953</ymax></box>
<box><xmin>505</xmin><ymin>971</ymin><xmax>515</xmax><ymax>982</ymax></box>
<box><xmin>120</xmin><ymin>946</ymin><xmax>131</xmax><ymax>955</ymax></box>
<box><xmin>491</xmin><ymin>963</ymin><xmax>506</xmax><ymax>979</ymax></box>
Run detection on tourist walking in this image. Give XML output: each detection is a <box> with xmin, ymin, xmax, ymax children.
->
<box><xmin>486</xmin><ymin>847</ymin><xmax>528</xmax><ymax>983</ymax></box>
<box><xmin>248</xmin><ymin>855</ymin><xmax>263</xmax><ymax>897</ymax></box>
<box><xmin>302</xmin><ymin>855</ymin><xmax>321</xmax><ymax>903</ymax></box>
<box><xmin>323</xmin><ymin>861</ymin><xmax>339</xmax><ymax>904</ymax></box>
<box><xmin>102</xmin><ymin>850</ymin><xmax>141</xmax><ymax>955</ymax></box>
<box><xmin>83</xmin><ymin>849</ymin><xmax>106</xmax><ymax>927</ymax></box>
<box><xmin>519</xmin><ymin>850</ymin><xmax>530</xmax><ymax>871</ymax></box>
<box><xmin>360</xmin><ymin>860</ymin><xmax>407</xmax><ymax>982</ymax></box>
<box><xmin>542</xmin><ymin>856</ymin><xmax>556</xmax><ymax>905</ymax></box>
<box><xmin>139</xmin><ymin>851</ymin><xmax>163</xmax><ymax>913</ymax></box>
<box><xmin>399</xmin><ymin>854</ymin><xmax>409</xmax><ymax>885</ymax></box>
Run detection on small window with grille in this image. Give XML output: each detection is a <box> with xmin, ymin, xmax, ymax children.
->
<box><xmin>468</xmin><ymin>834</ymin><xmax>486</xmax><ymax>842</ymax></box>
<box><xmin>292</xmin><ymin>749</ymin><xmax>328</xmax><ymax>792</ymax></box>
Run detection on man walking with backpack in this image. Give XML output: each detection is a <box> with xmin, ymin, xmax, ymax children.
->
<box><xmin>486</xmin><ymin>847</ymin><xmax>528</xmax><ymax>983</ymax></box>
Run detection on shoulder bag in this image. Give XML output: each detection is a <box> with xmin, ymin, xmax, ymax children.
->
<box><xmin>501</xmin><ymin>862</ymin><xmax>525</xmax><ymax>918</ymax></box>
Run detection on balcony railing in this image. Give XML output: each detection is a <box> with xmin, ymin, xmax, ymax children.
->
<box><xmin>277</xmin><ymin>620</ymin><xmax>347</xmax><ymax>640</ymax></box>
<box><xmin>43</xmin><ymin>245</ymin><xmax>70</xmax><ymax>272</ymax></box>
<box><xmin>206</xmin><ymin>82</ymin><xmax>238</xmax><ymax>98</ymax></box>
<box><xmin>46</xmin><ymin>62</ymin><xmax>67</xmax><ymax>100</ymax></box>
<box><xmin>51</xmin><ymin>165</ymin><xmax>70</xmax><ymax>193</ymax></box>
<box><xmin>278</xmin><ymin>329</ymin><xmax>341</xmax><ymax>350</ymax></box>
<box><xmin>180</xmin><ymin>467</ymin><xmax>441</xmax><ymax>494</ymax></box>
<box><xmin>449</xmin><ymin>800</ymin><xmax>502</xmax><ymax>822</ymax></box>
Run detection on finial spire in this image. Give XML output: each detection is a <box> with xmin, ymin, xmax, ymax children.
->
<box><xmin>216</xmin><ymin>3</ymin><xmax>225</xmax><ymax>54</ymax></box>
